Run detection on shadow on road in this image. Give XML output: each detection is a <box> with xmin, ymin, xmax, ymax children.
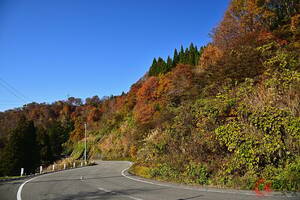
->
<box><xmin>176</xmin><ymin>195</ymin><xmax>204</xmax><ymax>200</ymax></box>
<box><xmin>49</xmin><ymin>187</ymin><xmax>170</xmax><ymax>200</ymax></box>
<box><xmin>0</xmin><ymin>179</ymin><xmax>24</xmax><ymax>185</ymax></box>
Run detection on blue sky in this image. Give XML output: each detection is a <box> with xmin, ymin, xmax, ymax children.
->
<box><xmin>0</xmin><ymin>0</ymin><xmax>229</xmax><ymax>111</ymax></box>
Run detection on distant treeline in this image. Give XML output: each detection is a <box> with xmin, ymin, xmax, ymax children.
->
<box><xmin>0</xmin><ymin>115</ymin><xmax>73</xmax><ymax>176</ymax></box>
<box><xmin>149</xmin><ymin>43</ymin><xmax>204</xmax><ymax>76</ymax></box>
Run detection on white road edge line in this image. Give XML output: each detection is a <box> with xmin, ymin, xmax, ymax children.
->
<box><xmin>16</xmin><ymin>170</ymin><xmax>68</xmax><ymax>200</ymax></box>
<box><xmin>16</xmin><ymin>166</ymin><xmax>88</xmax><ymax>200</ymax></box>
<box><xmin>121</xmin><ymin>167</ymin><xmax>262</xmax><ymax>197</ymax></box>
<box><xmin>121</xmin><ymin>167</ymin><xmax>170</xmax><ymax>188</ymax></box>
<box><xmin>17</xmin><ymin>176</ymin><xmax>38</xmax><ymax>200</ymax></box>
<box><xmin>98</xmin><ymin>187</ymin><xmax>143</xmax><ymax>200</ymax></box>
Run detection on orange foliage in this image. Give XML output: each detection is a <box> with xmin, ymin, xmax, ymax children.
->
<box><xmin>212</xmin><ymin>0</ymin><xmax>263</xmax><ymax>50</ymax></box>
<box><xmin>87</xmin><ymin>107</ymin><xmax>102</xmax><ymax>123</ymax></box>
<box><xmin>114</xmin><ymin>95</ymin><xmax>127</xmax><ymax>111</ymax></box>
<box><xmin>291</xmin><ymin>14</ymin><xmax>300</xmax><ymax>37</ymax></box>
<box><xmin>168</xmin><ymin>64</ymin><xmax>195</xmax><ymax>98</ymax></box>
<box><xmin>156</xmin><ymin>64</ymin><xmax>195</xmax><ymax>102</ymax></box>
<box><xmin>133</xmin><ymin>102</ymin><xmax>155</xmax><ymax>124</ymax></box>
<box><xmin>136</xmin><ymin>76</ymin><xmax>159</xmax><ymax>103</ymax></box>
<box><xmin>199</xmin><ymin>44</ymin><xmax>223</xmax><ymax>68</ymax></box>
<box><xmin>156</xmin><ymin>73</ymin><xmax>172</xmax><ymax>100</ymax></box>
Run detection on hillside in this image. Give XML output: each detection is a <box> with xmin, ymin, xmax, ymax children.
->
<box><xmin>0</xmin><ymin>0</ymin><xmax>299</xmax><ymax>191</ymax></box>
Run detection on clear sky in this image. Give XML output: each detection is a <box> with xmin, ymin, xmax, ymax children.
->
<box><xmin>0</xmin><ymin>0</ymin><xmax>230</xmax><ymax>111</ymax></box>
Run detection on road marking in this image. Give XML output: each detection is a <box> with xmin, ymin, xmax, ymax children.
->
<box><xmin>17</xmin><ymin>176</ymin><xmax>38</xmax><ymax>200</ymax></box>
<box><xmin>121</xmin><ymin>167</ymin><xmax>170</xmax><ymax>188</ymax></box>
<box><xmin>98</xmin><ymin>187</ymin><xmax>111</xmax><ymax>193</ymax></box>
<box><xmin>121</xmin><ymin>167</ymin><xmax>260</xmax><ymax>197</ymax></box>
<box><xmin>98</xmin><ymin>187</ymin><xmax>143</xmax><ymax>200</ymax></box>
<box><xmin>16</xmin><ymin>165</ymin><xmax>88</xmax><ymax>200</ymax></box>
<box><xmin>17</xmin><ymin>170</ymin><xmax>69</xmax><ymax>200</ymax></box>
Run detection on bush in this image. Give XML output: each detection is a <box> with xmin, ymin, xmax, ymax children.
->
<box><xmin>184</xmin><ymin>162</ymin><xmax>209</xmax><ymax>184</ymax></box>
<box><xmin>149</xmin><ymin>163</ymin><xmax>179</xmax><ymax>179</ymax></box>
<box><xmin>272</xmin><ymin>157</ymin><xmax>300</xmax><ymax>191</ymax></box>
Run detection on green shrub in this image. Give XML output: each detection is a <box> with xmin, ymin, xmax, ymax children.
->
<box><xmin>149</xmin><ymin>163</ymin><xmax>179</xmax><ymax>179</ymax></box>
<box><xmin>185</xmin><ymin>162</ymin><xmax>209</xmax><ymax>184</ymax></box>
<box><xmin>272</xmin><ymin>157</ymin><xmax>300</xmax><ymax>191</ymax></box>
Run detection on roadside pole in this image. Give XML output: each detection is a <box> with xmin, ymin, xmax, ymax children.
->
<box><xmin>84</xmin><ymin>122</ymin><xmax>87</xmax><ymax>165</ymax></box>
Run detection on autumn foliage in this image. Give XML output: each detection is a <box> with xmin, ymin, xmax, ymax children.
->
<box><xmin>0</xmin><ymin>0</ymin><xmax>299</xmax><ymax>191</ymax></box>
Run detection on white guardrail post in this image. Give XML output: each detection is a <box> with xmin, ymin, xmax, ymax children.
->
<box><xmin>20</xmin><ymin>168</ymin><xmax>24</xmax><ymax>176</ymax></box>
<box><xmin>40</xmin><ymin>166</ymin><xmax>43</xmax><ymax>174</ymax></box>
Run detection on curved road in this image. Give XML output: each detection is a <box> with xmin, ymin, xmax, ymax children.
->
<box><xmin>0</xmin><ymin>161</ymin><xmax>298</xmax><ymax>200</ymax></box>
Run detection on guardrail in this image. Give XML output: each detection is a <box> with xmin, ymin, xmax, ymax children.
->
<box><xmin>0</xmin><ymin>160</ymin><xmax>94</xmax><ymax>182</ymax></box>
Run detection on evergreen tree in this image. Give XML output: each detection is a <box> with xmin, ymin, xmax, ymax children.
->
<box><xmin>166</xmin><ymin>56</ymin><xmax>173</xmax><ymax>72</ymax></box>
<box><xmin>194</xmin><ymin>45</ymin><xmax>199</xmax><ymax>66</ymax></box>
<box><xmin>157</xmin><ymin>57</ymin><xmax>167</xmax><ymax>74</ymax></box>
<box><xmin>148</xmin><ymin>44</ymin><xmax>205</xmax><ymax>76</ymax></box>
<box><xmin>2</xmin><ymin>116</ymin><xmax>39</xmax><ymax>175</ymax></box>
<box><xmin>189</xmin><ymin>43</ymin><xmax>196</xmax><ymax>65</ymax></box>
<box><xmin>48</xmin><ymin>121</ymin><xmax>68</xmax><ymax>160</ymax></box>
<box><xmin>149</xmin><ymin>58</ymin><xmax>158</xmax><ymax>76</ymax></box>
<box><xmin>37</xmin><ymin>127</ymin><xmax>53</xmax><ymax>164</ymax></box>
<box><xmin>173</xmin><ymin>48</ymin><xmax>179</xmax><ymax>67</ymax></box>
<box><xmin>179</xmin><ymin>45</ymin><xmax>185</xmax><ymax>63</ymax></box>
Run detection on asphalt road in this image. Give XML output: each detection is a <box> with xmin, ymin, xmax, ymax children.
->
<box><xmin>0</xmin><ymin>161</ymin><xmax>298</xmax><ymax>200</ymax></box>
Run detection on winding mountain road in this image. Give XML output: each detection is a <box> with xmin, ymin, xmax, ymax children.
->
<box><xmin>0</xmin><ymin>161</ymin><xmax>298</xmax><ymax>200</ymax></box>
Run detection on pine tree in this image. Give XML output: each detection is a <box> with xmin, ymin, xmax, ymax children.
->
<box><xmin>184</xmin><ymin>47</ymin><xmax>189</xmax><ymax>64</ymax></box>
<box><xmin>179</xmin><ymin>45</ymin><xmax>185</xmax><ymax>63</ymax></box>
<box><xmin>189</xmin><ymin>43</ymin><xmax>196</xmax><ymax>65</ymax></box>
<box><xmin>166</xmin><ymin>56</ymin><xmax>173</xmax><ymax>72</ymax></box>
<box><xmin>149</xmin><ymin>58</ymin><xmax>158</xmax><ymax>76</ymax></box>
<box><xmin>37</xmin><ymin>127</ymin><xmax>53</xmax><ymax>164</ymax></box>
<box><xmin>2</xmin><ymin>116</ymin><xmax>39</xmax><ymax>175</ymax></box>
<box><xmin>148</xmin><ymin>44</ymin><xmax>205</xmax><ymax>76</ymax></box>
<box><xmin>194</xmin><ymin>45</ymin><xmax>199</xmax><ymax>66</ymax></box>
<box><xmin>157</xmin><ymin>57</ymin><xmax>167</xmax><ymax>74</ymax></box>
<box><xmin>173</xmin><ymin>48</ymin><xmax>179</xmax><ymax>67</ymax></box>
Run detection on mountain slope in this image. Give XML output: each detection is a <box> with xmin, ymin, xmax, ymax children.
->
<box><xmin>0</xmin><ymin>0</ymin><xmax>299</xmax><ymax>191</ymax></box>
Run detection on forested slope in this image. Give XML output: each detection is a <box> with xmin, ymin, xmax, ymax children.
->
<box><xmin>0</xmin><ymin>0</ymin><xmax>299</xmax><ymax>191</ymax></box>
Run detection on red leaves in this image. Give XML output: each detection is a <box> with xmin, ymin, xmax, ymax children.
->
<box><xmin>136</xmin><ymin>76</ymin><xmax>159</xmax><ymax>103</ymax></box>
<box><xmin>134</xmin><ymin>77</ymin><xmax>159</xmax><ymax>124</ymax></box>
<box><xmin>133</xmin><ymin>103</ymin><xmax>155</xmax><ymax>124</ymax></box>
<box><xmin>133</xmin><ymin>64</ymin><xmax>195</xmax><ymax>124</ymax></box>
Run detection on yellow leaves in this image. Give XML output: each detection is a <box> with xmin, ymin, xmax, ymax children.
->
<box><xmin>291</xmin><ymin>14</ymin><xmax>300</xmax><ymax>36</ymax></box>
<box><xmin>156</xmin><ymin>74</ymin><xmax>172</xmax><ymax>99</ymax></box>
<box><xmin>129</xmin><ymin>145</ymin><xmax>137</xmax><ymax>158</ymax></box>
<box><xmin>199</xmin><ymin>44</ymin><xmax>223</xmax><ymax>68</ymax></box>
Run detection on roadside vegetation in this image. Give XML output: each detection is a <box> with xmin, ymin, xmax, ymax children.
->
<box><xmin>0</xmin><ymin>0</ymin><xmax>299</xmax><ymax>191</ymax></box>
